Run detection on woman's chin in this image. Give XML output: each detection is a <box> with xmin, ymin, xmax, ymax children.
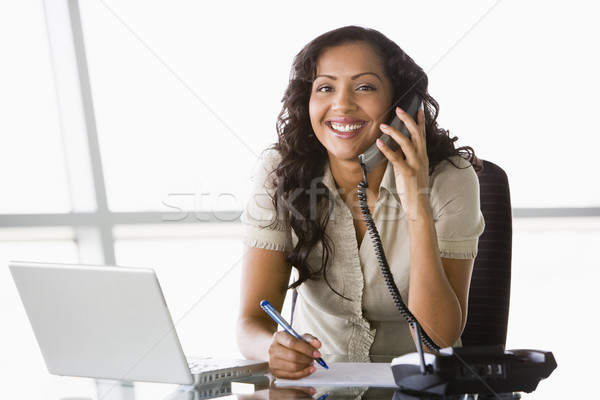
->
<box><xmin>326</xmin><ymin>150</ymin><xmax>364</xmax><ymax>166</ymax></box>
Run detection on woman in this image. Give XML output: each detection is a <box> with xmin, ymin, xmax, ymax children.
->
<box><xmin>236</xmin><ymin>26</ymin><xmax>484</xmax><ymax>379</ymax></box>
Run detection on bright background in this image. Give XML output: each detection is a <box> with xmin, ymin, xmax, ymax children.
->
<box><xmin>1</xmin><ymin>0</ymin><xmax>598</xmax><ymax>399</ymax></box>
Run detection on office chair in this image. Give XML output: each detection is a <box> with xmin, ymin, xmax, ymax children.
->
<box><xmin>461</xmin><ymin>159</ymin><xmax>512</xmax><ymax>347</ymax></box>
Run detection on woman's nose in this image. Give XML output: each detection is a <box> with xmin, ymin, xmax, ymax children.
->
<box><xmin>332</xmin><ymin>89</ymin><xmax>357</xmax><ymax>112</ymax></box>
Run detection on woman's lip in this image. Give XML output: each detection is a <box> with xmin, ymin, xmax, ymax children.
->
<box><xmin>326</xmin><ymin>121</ymin><xmax>368</xmax><ymax>138</ymax></box>
<box><xmin>326</xmin><ymin>117</ymin><xmax>367</xmax><ymax>124</ymax></box>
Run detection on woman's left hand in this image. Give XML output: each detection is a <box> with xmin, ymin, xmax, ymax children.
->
<box><xmin>377</xmin><ymin>107</ymin><xmax>430</xmax><ymax>220</ymax></box>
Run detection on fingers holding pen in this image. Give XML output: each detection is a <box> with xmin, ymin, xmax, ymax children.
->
<box><xmin>268</xmin><ymin>331</ymin><xmax>321</xmax><ymax>378</ymax></box>
<box><xmin>301</xmin><ymin>333</ymin><xmax>323</xmax><ymax>350</ymax></box>
<box><xmin>273</xmin><ymin>331</ymin><xmax>321</xmax><ymax>361</ymax></box>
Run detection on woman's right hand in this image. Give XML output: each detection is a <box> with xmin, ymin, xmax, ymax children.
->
<box><xmin>268</xmin><ymin>331</ymin><xmax>323</xmax><ymax>379</ymax></box>
<box><xmin>238</xmin><ymin>246</ymin><xmax>322</xmax><ymax>379</ymax></box>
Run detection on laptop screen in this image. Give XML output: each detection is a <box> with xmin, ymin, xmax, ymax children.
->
<box><xmin>10</xmin><ymin>261</ymin><xmax>195</xmax><ymax>384</ymax></box>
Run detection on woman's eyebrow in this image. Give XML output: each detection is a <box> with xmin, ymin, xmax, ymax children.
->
<box><xmin>351</xmin><ymin>72</ymin><xmax>383</xmax><ymax>81</ymax></box>
<box><xmin>315</xmin><ymin>74</ymin><xmax>337</xmax><ymax>80</ymax></box>
<box><xmin>314</xmin><ymin>72</ymin><xmax>383</xmax><ymax>81</ymax></box>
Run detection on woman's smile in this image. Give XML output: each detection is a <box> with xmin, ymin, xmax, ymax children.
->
<box><xmin>326</xmin><ymin>118</ymin><xmax>369</xmax><ymax>138</ymax></box>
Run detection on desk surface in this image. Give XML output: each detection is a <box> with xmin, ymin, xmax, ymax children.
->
<box><xmin>3</xmin><ymin>351</ymin><xmax>553</xmax><ymax>399</ymax></box>
<box><xmin>4</xmin><ymin>354</ymin><xmax>549</xmax><ymax>399</ymax></box>
<box><xmin>12</xmin><ymin>367</ymin><xmax>535</xmax><ymax>400</ymax></box>
<box><xmin>27</xmin><ymin>375</ymin><xmax>526</xmax><ymax>400</ymax></box>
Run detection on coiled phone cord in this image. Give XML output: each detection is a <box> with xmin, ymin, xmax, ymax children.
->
<box><xmin>357</xmin><ymin>167</ymin><xmax>441</xmax><ymax>352</ymax></box>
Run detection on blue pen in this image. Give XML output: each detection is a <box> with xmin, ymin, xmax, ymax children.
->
<box><xmin>260</xmin><ymin>300</ymin><xmax>329</xmax><ymax>370</ymax></box>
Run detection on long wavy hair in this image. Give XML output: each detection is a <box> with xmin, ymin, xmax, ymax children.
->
<box><xmin>272</xmin><ymin>26</ymin><xmax>477</xmax><ymax>292</ymax></box>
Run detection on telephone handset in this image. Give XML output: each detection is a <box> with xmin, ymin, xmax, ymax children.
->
<box><xmin>358</xmin><ymin>94</ymin><xmax>423</xmax><ymax>173</ymax></box>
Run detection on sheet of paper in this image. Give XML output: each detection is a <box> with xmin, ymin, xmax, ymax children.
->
<box><xmin>274</xmin><ymin>362</ymin><xmax>396</xmax><ymax>387</ymax></box>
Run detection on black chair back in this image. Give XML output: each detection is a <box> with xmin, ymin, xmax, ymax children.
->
<box><xmin>461</xmin><ymin>160</ymin><xmax>512</xmax><ymax>346</ymax></box>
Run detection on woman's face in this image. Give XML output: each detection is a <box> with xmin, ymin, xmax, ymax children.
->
<box><xmin>309</xmin><ymin>41</ymin><xmax>394</xmax><ymax>165</ymax></box>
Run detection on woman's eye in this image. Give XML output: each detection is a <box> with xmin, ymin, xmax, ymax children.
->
<box><xmin>316</xmin><ymin>85</ymin><xmax>333</xmax><ymax>93</ymax></box>
<box><xmin>357</xmin><ymin>85</ymin><xmax>375</xmax><ymax>91</ymax></box>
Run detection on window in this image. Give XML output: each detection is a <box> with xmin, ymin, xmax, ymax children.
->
<box><xmin>2</xmin><ymin>2</ymin><xmax>597</xmax><ymax>398</ymax></box>
<box><xmin>0</xmin><ymin>1</ymin><xmax>70</xmax><ymax>214</ymax></box>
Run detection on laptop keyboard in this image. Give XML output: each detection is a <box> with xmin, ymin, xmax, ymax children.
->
<box><xmin>188</xmin><ymin>361</ymin><xmax>213</xmax><ymax>374</ymax></box>
<box><xmin>186</xmin><ymin>358</ymin><xmax>269</xmax><ymax>384</ymax></box>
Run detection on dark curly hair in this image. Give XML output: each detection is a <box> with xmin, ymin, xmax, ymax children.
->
<box><xmin>271</xmin><ymin>26</ymin><xmax>477</xmax><ymax>292</ymax></box>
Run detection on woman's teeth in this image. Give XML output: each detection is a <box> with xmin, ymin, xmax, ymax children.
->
<box><xmin>330</xmin><ymin>122</ymin><xmax>363</xmax><ymax>132</ymax></box>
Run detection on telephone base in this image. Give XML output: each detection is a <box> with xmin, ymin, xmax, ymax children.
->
<box><xmin>391</xmin><ymin>345</ymin><xmax>557</xmax><ymax>396</ymax></box>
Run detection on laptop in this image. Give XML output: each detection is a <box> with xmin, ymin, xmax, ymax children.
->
<box><xmin>9</xmin><ymin>261</ymin><xmax>269</xmax><ymax>386</ymax></box>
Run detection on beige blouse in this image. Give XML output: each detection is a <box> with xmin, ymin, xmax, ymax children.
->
<box><xmin>242</xmin><ymin>149</ymin><xmax>485</xmax><ymax>356</ymax></box>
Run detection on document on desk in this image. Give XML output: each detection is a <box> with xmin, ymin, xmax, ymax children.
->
<box><xmin>275</xmin><ymin>362</ymin><xmax>396</xmax><ymax>387</ymax></box>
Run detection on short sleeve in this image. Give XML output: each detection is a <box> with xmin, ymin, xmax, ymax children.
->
<box><xmin>429</xmin><ymin>156</ymin><xmax>485</xmax><ymax>259</ymax></box>
<box><xmin>241</xmin><ymin>149</ymin><xmax>293</xmax><ymax>252</ymax></box>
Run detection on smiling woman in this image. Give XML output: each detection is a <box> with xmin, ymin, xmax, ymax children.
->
<box><xmin>236</xmin><ymin>26</ymin><xmax>484</xmax><ymax>380</ymax></box>
<box><xmin>1</xmin><ymin>2</ymin><xmax>597</xmax><ymax>398</ymax></box>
